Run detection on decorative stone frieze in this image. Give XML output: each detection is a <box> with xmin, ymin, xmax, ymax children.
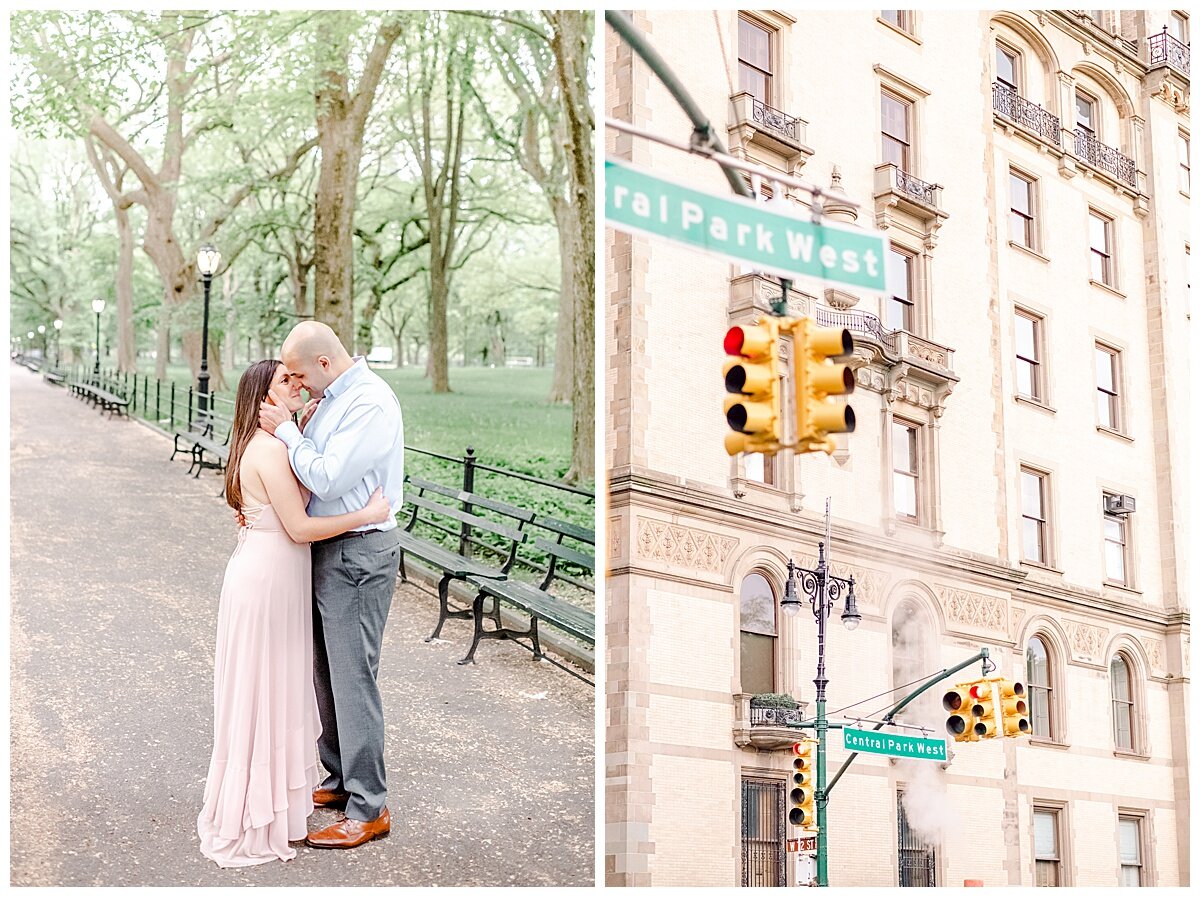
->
<box><xmin>635</xmin><ymin>517</ymin><xmax>738</xmax><ymax>574</ymax></box>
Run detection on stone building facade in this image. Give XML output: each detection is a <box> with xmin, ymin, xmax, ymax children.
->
<box><xmin>605</xmin><ymin>9</ymin><xmax>1190</xmax><ymax>887</ymax></box>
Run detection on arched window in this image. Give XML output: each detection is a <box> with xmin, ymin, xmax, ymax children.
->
<box><xmin>739</xmin><ymin>572</ymin><xmax>777</xmax><ymax>695</ymax></box>
<box><xmin>1110</xmin><ymin>653</ymin><xmax>1135</xmax><ymax>751</ymax></box>
<box><xmin>1026</xmin><ymin>636</ymin><xmax>1053</xmax><ymax>738</ymax></box>
<box><xmin>891</xmin><ymin>601</ymin><xmax>936</xmax><ymax>719</ymax></box>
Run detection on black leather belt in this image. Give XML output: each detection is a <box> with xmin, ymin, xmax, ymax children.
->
<box><xmin>318</xmin><ymin>528</ymin><xmax>384</xmax><ymax>545</ymax></box>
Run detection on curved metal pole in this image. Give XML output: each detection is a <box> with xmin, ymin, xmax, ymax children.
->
<box><xmin>604</xmin><ymin>10</ymin><xmax>752</xmax><ymax>199</ymax></box>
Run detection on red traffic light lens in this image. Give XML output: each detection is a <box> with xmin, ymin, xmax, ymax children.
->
<box><xmin>724</xmin><ymin>326</ymin><xmax>746</xmax><ymax>356</ymax></box>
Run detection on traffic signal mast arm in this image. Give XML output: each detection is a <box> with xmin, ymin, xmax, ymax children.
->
<box><xmin>822</xmin><ymin>648</ymin><xmax>991</xmax><ymax>798</ymax></box>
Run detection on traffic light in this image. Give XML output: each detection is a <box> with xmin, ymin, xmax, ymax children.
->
<box><xmin>723</xmin><ymin>320</ymin><xmax>782</xmax><ymax>455</ymax></box>
<box><xmin>970</xmin><ymin>680</ymin><xmax>998</xmax><ymax>739</ymax></box>
<box><xmin>793</xmin><ymin>318</ymin><xmax>856</xmax><ymax>454</ymax></box>
<box><xmin>942</xmin><ymin>682</ymin><xmax>979</xmax><ymax>743</ymax></box>
<box><xmin>998</xmin><ymin>679</ymin><xmax>1031</xmax><ymax>737</ymax></box>
<box><xmin>789</xmin><ymin>739</ymin><xmax>817</xmax><ymax>830</ymax></box>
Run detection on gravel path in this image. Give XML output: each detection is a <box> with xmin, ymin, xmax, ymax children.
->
<box><xmin>8</xmin><ymin>364</ymin><xmax>594</xmax><ymax>886</ymax></box>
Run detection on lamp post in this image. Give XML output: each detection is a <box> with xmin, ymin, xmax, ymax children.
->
<box><xmin>781</xmin><ymin>532</ymin><xmax>859</xmax><ymax>888</ymax></box>
<box><xmin>37</xmin><ymin>324</ymin><xmax>46</xmax><ymax>358</ymax></box>
<box><xmin>195</xmin><ymin>243</ymin><xmax>221</xmax><ymax>417</ymax></box>
<box><xmin>91</xmin><ymin>298</ymin><xmax>106</xmax><ymax>380</ymax></box>
<box><xmin>53</xmin><ymin>318</ymin><xmax>63</xmax><ymax>368</ymax></box>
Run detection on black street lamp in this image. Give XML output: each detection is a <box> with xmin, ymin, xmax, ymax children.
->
<box><xmin>780</xmin><ymin>541</ymin><xmax>858</xmax><ymax>887</ymax></box>
<box><xmin>53</xmin><ymin>318</ymin><xmax>63</xmax><ymax>368</ymax></box>
<box><xmin>37</xmin><ymin>324</ymin><xmax>46</xmax><ymax>358</ymax></box>
<box><xmin>91</xmin><ymin>298</ymin><xmax>106</xmax><ymax>380</ymax></box>
<box><xmin>196</xmin><ymin>243</ymin><xmax>221</xmax><ymax>417</ymax></box>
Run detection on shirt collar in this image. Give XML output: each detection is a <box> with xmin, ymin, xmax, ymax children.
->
<box><xmin>322</xmin><ymin>356</ymin><xmax>367</xmax><ymax>400</ymax></box>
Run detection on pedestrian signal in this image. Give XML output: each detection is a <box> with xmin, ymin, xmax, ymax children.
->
<box><xmin>789</xmin><ymin>739</ymin><xmax>817</xmax><ymax>831</ymax></box>
<box><xmin>724</xmin><ymin>320</ymin><xmax>782</xmax><ymax>456</ymax></box>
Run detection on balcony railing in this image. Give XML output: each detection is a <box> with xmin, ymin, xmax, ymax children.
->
<box><xmin>992</xmin><ymin>82</ymin><xmax>1061</xmax><ymax>146</ymax></box>
<box><xmin>1073</xmin><ymin>129</ymin><xmax>1137</xmax><ymax>188</ymax></box>
<box><xmin>812</xmin><ymin>304</ymin><xmax>889</xmax><ymax>344</ymax></box>
<box><xmin>1148</xmin><ymin>27</ymin><xmax>1190</xmax><ymax>77</ymax></box>
<box><xmin>751</xmin><ymin>98</ymin><xmax>799</xmax><ymax>142</ymax></box>
<box><xmin>750</xmin><ymin>705</ymin><xmax>804</xmax><ymax>728</ymax></box>
<box><xmin>874</xmin><ymin>163</ymin><xmax>944</xmax><ymax>216</ymax></box>
<box><xmin>809</xmin><ymin>305</ymin><xmax>956</xmax><ymax>374</ymax></box>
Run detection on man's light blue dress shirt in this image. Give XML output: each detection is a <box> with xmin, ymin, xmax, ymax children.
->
<box><xmin>274</xmin><ymin>357</ymin><xmax>404</xmax><ymax>532</ymax></box>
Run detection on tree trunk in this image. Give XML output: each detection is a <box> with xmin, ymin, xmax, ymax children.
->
<box><xmin>547</xmin><ymin>196</ymin><xmax>574</xmax><ymax>402</ymax></box>
<box><xmin>155</xmin><ymin>313</ymin><xmax>169</xmax><ymax>379</ymax></box>
<box><xmin>312</xmin><ymin>19</ymin><xmax>402</xmax><ymax>349</ymax></box>
<box><xmin>114</xmin><ymin>205</ymin><xmax>137</xmax><ymax>373</ymax></box>
<box><xmin>427</xmin><ymin>263</ymin><xmax>450</xmax><ymax>389</ymax></box>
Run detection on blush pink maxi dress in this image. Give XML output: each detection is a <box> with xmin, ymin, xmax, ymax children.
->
<box><xmin>197</xmin><ymin>502</ymin><xmax>322</xmax><ymax>867</ymax></box>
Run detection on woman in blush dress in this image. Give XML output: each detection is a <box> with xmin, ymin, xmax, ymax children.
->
<box><xmin>197</xmin><ymin>359</ymin><xmax>391</xmax><ymax>868</ymax></box>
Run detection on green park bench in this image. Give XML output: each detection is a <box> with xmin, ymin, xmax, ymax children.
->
<box><xmin>70</xmin><ymin>375</ymin><xmax>130</xmax><ymax>418</ymax></box>
<box><xmin>170</xmin><ymin>412</ymin><xmax>234</xmax><ymax>481</ymax></box>
<box><xmin>42</xmin><ymin>368</ymin><xmax>67</xmax><ymax>386</ymax></box>
<box><xmin>396</xmin><ymin>474</ymin><xmax>595</xmax><ymax>675</ymax></box>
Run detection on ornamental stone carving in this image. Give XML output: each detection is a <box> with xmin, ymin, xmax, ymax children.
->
<box><xmin>609</xmin><ymin>517</ymin><xmax>623</xmax><ymax>563</ymax></box>
<box><xmin>1011</xmin><ymin>607</ymin><xmax>1026</xmax><ymax>635</ymax></box>
<box><xmin>635</xmin><ymin>518</ymin><xmax>738</xmax><ymax>574</ymax></box>
<box><xmin>937</xmin><ymin>586</ymin><xmax>1006</xmax><ymax>632</ymax></box>
<box><xmin>1140</xmin><ymin>637</ymin><xmax>1164</xmax><ymax>674</ymax></box>
<box><xmin>1066</xmin><ymin>621</ymin><xmax>1108</xmax><ymax>662</ymax></box>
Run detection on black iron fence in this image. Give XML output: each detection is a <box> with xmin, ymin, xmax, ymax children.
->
<box><xmin>1073</xmin><ymin>129</ymin><xmax>1137</xmax><ymax>187</ymax></box>
<box><xmin>742</xmin><ymin>778</ymin><xmax>786</xmax><ymax>887</ymax></box>
<box><xmin>749</xmin><ymin>706</ymin><xmax>804</xmax><ymax>728</ymax></box>
<box><xmin>1148</xmin><ymin>27</ymin><xmax>1189</xmax><ymax>76</ymax></box>
<box><xmin>751</xmin><ymin>98</ymin><xmax>801</xmax><ymax>141</ymax></box>
<box><xmin>992</xmin><ymin>82</ymin><xmax>1062</xmax><ymax>146</ymax></box>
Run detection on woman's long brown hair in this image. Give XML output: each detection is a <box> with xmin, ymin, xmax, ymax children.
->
<box><xmin>225</xmin><ymin>359</ymin><xmax>284</xmax><ymax>512</ymax></box>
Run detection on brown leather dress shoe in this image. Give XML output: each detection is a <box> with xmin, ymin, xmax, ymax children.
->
<box><xmin>312</xmin><ymin>788</ymin><xmax>349</xmax><ymax>809</ymax></box>
<box><xmin>306</xmin><ymin>806</ymin><xmax>390</xmax><ymax>849</ymax></box>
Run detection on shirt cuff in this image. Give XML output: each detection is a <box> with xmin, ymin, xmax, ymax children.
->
<box><xmin>275</xmin><ymin>420</ymin><xmax>301</xmax><ymax>448</ymax></box>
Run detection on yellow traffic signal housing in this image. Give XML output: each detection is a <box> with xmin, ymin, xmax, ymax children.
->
<box><xmin>998</xmin><ymin>679</ymin><xmax>1031</xmax><ymax>737</ymax></box>
<box><xmin>793</xmin><ymin>318</ymin><xmax>856</xmax><ymax>455</ymax></box>
<box><xmin>970</xmin><ymin>680</ymin><xmax>998</xmax><ymax>739</ymax></box>
<box><xmin>942</xmin><ymin>683</ymin><xmax>979</xmax><ymax>743</ymax></box>
<box><xmin>724</xmin><ymin>320</ymin><xmax>782</xmax><ymax>455</ymax></box>
<box><xmin>789</xmin><ymin>739</ymin><xmax>817</xmax><ymax>830</ymax></box>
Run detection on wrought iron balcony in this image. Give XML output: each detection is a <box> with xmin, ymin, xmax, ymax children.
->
<box><xmin>1073</xmin><ymin>129</ymin><xmax>1137</xmax><ymax>188</ymax></box>
<box><xmin>750</xmin><ymin>705</ymin><xmax>804</xmax><ymax>728</ymax></box>
<box><xmin>992</xmin><ymin>82</ymin><xmax>1061</xmax><ymax>146</ymax></box>
<box><xmin>812</xmin><ymin>304</ymin><xmax>889</xmax><ymax>346</ymax></box>
<box><xmin>728</xmin><ymin>92</ymin><xmax>814</xmax><ymax>164</ymax></box>
<box><xmin>733</xmin><ymin>694</ymin><xmax>807</xmax><ymax>750</ymax></box>
<box><xmin>1148</xmin><ymin>27</ymin><xmax>1189</xmax><ymax>78</ymax></box>
<box><xmin>873</xmin><ymin>163</ymin><xmax>947</xmax><ymax>231</ymax></box>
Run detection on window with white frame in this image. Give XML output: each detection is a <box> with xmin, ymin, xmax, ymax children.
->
<box><xmin>1180</xmin><ymin>132</ymin><xmax>1190</xmax><ymax>194</ymax></box>
<box><xmin>1015</xmin><ymin>310</ymin><xmax>1044</xmax><ymax>401</ymax></box>
<box><xmin>996</xmin><ymin>43</ymin><xmax>1020</xmax><ymax>92</ymax></box>
<box><xmin>1110</xmin><ymin>652</ymin><xmax>1136</xmax><ymax>751</ymax></box>
<box><xmin>881</xmin><ymin>10</ymin><xmax>914</xmax><ymax>34</ymax></box>
<box><xmin>1021</xmin><ymin>467</ymin><xmax>1049</xmax><ymax>564</ymax></box>
<box><xmin>1075</xmin><ymin>89</ymin><xmax>1098</xmax><ymax>137</ymax></box>
<box><xmin>1034</xmin><ymin>807</ymin><xmax>1064</xmax><ymax>886</ymax></box>
<box><xmin>1088</xmin><ymin>210</ymin><xmax>1115</xmax><ymax>286</ymax></box>
<box><xmin>1026</xmin><ymin>635</ymin><xmax>1055</xmax><ymax>739</ymax></box>
<box><xmin>738</xmin><ymin>16</ymin><xmax>774</xmax><ymax>104</ymax></box>
<box><xmin>1009</xmin><ymin>170</ymin><xmax>1037</xmax><ymax>249</ymax></box>
<box><xmin>886</xmin><ymin>248</ymin><xmax>915</xmax><ymax>332</ymax></box>
<box><xmin>1118</xmin><ymin>815</ymin><xmax>1144</xmax><ymax>886</ymax></box>
<box><xmin>892</xmin><ymin>421</ymin><xmax>919</xmax><ymax>520</ymax></box>
<box><xmin>1103</xmin><ymin>495</ymin><xmax>1130</xmax><ymax>586</ymax></box>
<box><xmin>1095</xmin><ymin>343</ymin><xmax>1121</xmax><ymax>430</ymax></box>
<box><xmin>881</xmin><ymin>90</ymin><xmax>912</xmax><ymax>170</ymax></box>
<box><xmin>1169</xmin><ymin>11</ymin><xmax>1188</xmax><ymax>44</ymax></box>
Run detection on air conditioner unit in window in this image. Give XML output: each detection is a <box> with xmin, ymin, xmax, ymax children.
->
<box><xmin>1104</xmin><ymin>494</ymin><xmax>1136</xmax><ymax>516</ymax></box>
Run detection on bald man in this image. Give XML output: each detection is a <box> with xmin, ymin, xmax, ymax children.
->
<box><xmin>259</xmin><ymin>321</ymin><xmax>404</xmax><ymax>849</ymax></box>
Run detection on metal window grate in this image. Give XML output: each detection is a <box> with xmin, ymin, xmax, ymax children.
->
<box><xmin>742</xmin><ymin>778</ymin><xmax>786</xmax><ymax>887</ymax></box>
<box><xmin>898</xmin><ymin>795</ymin><xmax>936</xmax><ymax>887</ymax></box>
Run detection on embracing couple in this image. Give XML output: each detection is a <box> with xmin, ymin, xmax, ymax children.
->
<box><xmin>196</xmin><ymin>321</ymin><xmax>405</xmax><ymax>867</ymax></box>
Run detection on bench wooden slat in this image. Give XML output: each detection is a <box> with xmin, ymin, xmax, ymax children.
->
<box><xmin>395</xmin><ymin>532</ymin><xmax>506</xmax><ymax>579</ymax></box>
<box><xmin>408</xmin><ymin>476</ymin><xmax>536</xmax><ymax>525</ymax></box>
<box><xmin>472</xmin><ymin>578</ymin><xmax>595</xmax><ymax>642</ymax></box>
<box><xmin>533</xmin><ymin>516</ymin><xmax>595</xmax><ymax>544</ymax></box>
<box><xmin>532</xmin><ymin>537</ymin><xmax>594</xmax><ymax>573</ymax></box>
<box><xmin>403</xmin><ymin>492</ymin><xmax>526</xmax><ymax>544</ymax></box>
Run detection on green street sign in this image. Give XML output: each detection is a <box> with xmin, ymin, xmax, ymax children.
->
<box><xmin>843</xmin><ymin>728</ymin><xmax>947</xmax><ymax>761</ymax></box>
<box><xmin>605</xmin><ymin>158</ymin><xmax>888</xmax><ymax>291</ymax></box>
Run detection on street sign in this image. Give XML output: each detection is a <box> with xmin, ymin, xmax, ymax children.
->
<box><xmin>843</xmin><ymin>727</ymin><xmax>947</xmax><ymax>761</ymax></box>
<box><xmin>605</xmin><ymin>158</ymin><xmax>888</xmax><ymax>291</ymax></box>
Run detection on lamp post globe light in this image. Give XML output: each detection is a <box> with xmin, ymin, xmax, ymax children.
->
<box><xmin>780</xmin><ymin>537</ymin><xmax>858</xmax><ymax>887</ymax></box>
<box><xmin>53</xmin><ymin>318</ymin><xmax>63</xmax><ymax>368</ymax></box>
<box><xmin>91</xmin><ymin>298</ymin><xmax>106</xmax><ymax>380</ymax></box>
<box><xmin>195</xmin><ymin>243</ymin><xmax>221</xmax><ymax>417</ymax></box>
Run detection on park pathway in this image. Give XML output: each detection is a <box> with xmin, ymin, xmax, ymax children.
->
<box><xmin>8</xmin><ymin>364</ymin><xmax>594</xmax><ymax>887</ymax></box>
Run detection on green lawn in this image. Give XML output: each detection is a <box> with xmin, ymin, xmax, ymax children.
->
<box><xmin>110</xmin><ymin>361</ymin><xmax>593</xmax><ymax>528</ymax></box>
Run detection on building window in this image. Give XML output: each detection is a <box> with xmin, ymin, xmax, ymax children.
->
<box><xmin>1026</xmin><ymin>636</ymin><xmax>1054</xmax><ymax>739</ymax></box>
<box><xmin>744</xmin><ymin>451</ymin><xmax>777</xmax><ymax>487</ymax></box>
<box><xmin>1095</xmin><ymin>344</ymin><xmax>1121</xmax><ymax>430</ymax></box>
<box><xmin>1169</xmin><ymin>11</ymin><xmax>1188</xmax><ymax>44</ymax></box>
<box><xmin>741</xmin><ymin>778</ymin><xmax>786</xmax><ymax>887</ymax></box>
<box><xmin>1021</xmin><ymin>467</ymin><xmax>1049</xmax><ymax>565</ymax></box>
<box><xmin>881</xmin><ymin>90</ymin><xmax>912</xmax><ymax>170</ymax></box>
<box><xmin>1088</xmin><ymin>10</ymin><xmax>1106</xmax><ymax>27</ymax></box>
<box><xmin>1180</xmin><ymin>132</ymin><xmax>1190</xmax><ymax>194</ymax></box>
<box><xmin>898</xmin><ymin>792</ymin><xmax>937</xmax><ymax>886</ymax></box>
<box><xmin>1075</xmin><ymin>89</ymin><xmax>1098</xmax><ymax>137</ymax></box>
<box><xmin>996</xmin><ymin>43</ymin><xmax>1020</xmax><ymax>92</ymax></box>
<box><xmin>739</xmin><ymin>572</ymin><xmax>777</xmax><ymax>696</ymax></box>
<box><xmin>1118</xmin><ymin>816</ymin><xmax>1144</xmax><ymax>886</ymax></box>
<box><xmin>738</xmin><ymin>17</ymin><xmax>773</xmax><ymax>104</ymax></box>
<box><xmin>1110</xmin><ymin>653</ymin><xmax>1135</xmax><ymax>751</ymax></box>
<box><xmin>1034</xmin><ymin>808</ymin><xmax>1063</xmax><ymax>886</ymax></box>
<box><xmin>882</xmin><ymin>10</ymin><xmax>914</xmax><ymax>34</ymax></box>
<box><xmin>1014</xmin><ymin>310</ymin><xmax>1044</xmax><ymax>401</ymax></box>
<box><xmin>886</xmin><ymin>248</ymin><xmax>915</xmax><ymax>332</ymax></box>
<box><xmin>892</xmin><ymin>421</ymin><xmax>919</xmax><ymax>520</ymax></box>
<box><xmin>892</xmin><ymin>601</ymin><xmax>937</xmax><ymax>720</ymax></box>
<box><xmin>1009</xmin><ymin>170</ymin><xmax>1037</xmax><ymax>249</ymax></box>
<box><xmin>1089</xmin><ymin>210</ymin><xmax>1114</xmax><ymax>286</ymax></box>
